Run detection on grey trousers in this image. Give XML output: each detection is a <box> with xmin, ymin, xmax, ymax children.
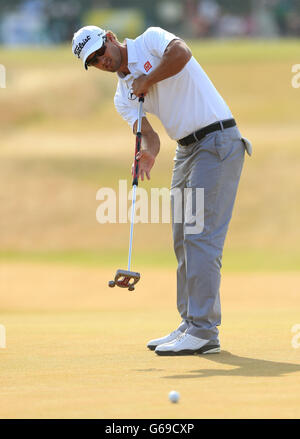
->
<box><xmin>171</xmin><ymin>126</ymin><xmax>251</xmax><ymax>341</ymax></box>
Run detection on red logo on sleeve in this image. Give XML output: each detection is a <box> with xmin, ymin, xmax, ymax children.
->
<box><xmin>144</xmin><ymin>61</ymin><xmax>152</xmax><ymax>72</ymax></box>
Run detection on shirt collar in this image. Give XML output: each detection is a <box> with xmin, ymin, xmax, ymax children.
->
<box><xmin>126</xmin><ymin>38</ymin><xmax>138</xmax><ymax>65</ymax></box>
<box><xmin>117</xmin><ymin>38</ymin><xmax>137</xmax><ymax>80</ymax></box>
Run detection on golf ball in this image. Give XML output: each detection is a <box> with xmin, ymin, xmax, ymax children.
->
<box><xmin>168</xmin><ymin>390</ymin><xmax>179</xmax><ymax>403</ymax></box>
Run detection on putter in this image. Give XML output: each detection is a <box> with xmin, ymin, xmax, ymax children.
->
<box><xmin>108</xmin><ymin>96</ymin><xmax>144</xmax><ymax>292</ymax></box>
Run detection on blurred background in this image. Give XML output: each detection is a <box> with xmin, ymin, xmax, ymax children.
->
<box><xmin>0</xmin><ymin>0</ymin><xmax>300</xmax><ymax>272</ymax></box>
<box><xmin>1</xmin><ymin>1</ymin><xmax>300</xmax><ymax>419</ymax></box>
<box><xmin>1</xmin><ymin>0</ymin><xmax>300</xmax><ymax>43</ymax></box>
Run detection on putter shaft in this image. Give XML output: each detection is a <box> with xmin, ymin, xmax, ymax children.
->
<box><xmin>128</xmin><ymin>97</ymin><xmax>144</xmax><ymax>272</ymax></box>
<box><xmin>128</xmin><ymin>184</ymin><xmax>137</xmax><ymax>271</ymax></box>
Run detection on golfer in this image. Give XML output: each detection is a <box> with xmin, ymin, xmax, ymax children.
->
<box><xmin>72</xmin><ymin>26</ymin><xmax>252</xmax><ymax>355</ymax></box>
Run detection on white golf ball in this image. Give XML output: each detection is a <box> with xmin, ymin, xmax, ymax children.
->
<box><xmin>168</xmin><ymin>390</ymin><xmax>180</xmax><ymax>403</ymax></box>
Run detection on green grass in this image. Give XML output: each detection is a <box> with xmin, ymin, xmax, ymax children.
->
<box><xmin>190</xmin><ymin>39</ymin><xmax>300</xmax><ymax>63</ymax></box>
<box><xmin>1</xmin><ymin>39</ymin><xmax>299</xmax><ymax>66</ymax></box>
<box><xmin>0</xmin><ymin>248</ymin><xmax>299</xmax><ymax>272</ymax></box>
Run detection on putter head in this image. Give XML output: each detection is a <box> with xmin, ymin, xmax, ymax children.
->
<box><xmin>108</xmin><ymin>269</ymin><xmax>140</xmax><ymax>291</ymax></box>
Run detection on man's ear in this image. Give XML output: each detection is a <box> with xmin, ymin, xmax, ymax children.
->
<box><xmin>106</xmin><ymin>31</ymin><xmax>116</xmax><ymax>42</ymax></box>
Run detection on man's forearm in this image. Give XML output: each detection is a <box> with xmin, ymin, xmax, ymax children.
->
<box><xmin>133</xmin><ymin>117</ymin><xmax>160</xmax><ymax>157</ymax></box>
<box><xmin>142</xmin><ymin>130</ymin><xmax>160</xmax><ymax>157</ymax></box>
<box><xmin>147</xmin><ymin>40</ymin><xmax>192</xmax><ymax>87</ymax></box>
<box><xmin>131</xmin><ymin>40</ymin><xmax>191</xmax><ymax>97</ymax></box>
<box><xmin>133</xmin><ymin>125</ymin><xmax>160</xmax><ymax>181</ymax></box>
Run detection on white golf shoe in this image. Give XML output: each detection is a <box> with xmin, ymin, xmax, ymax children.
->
<box><xmin>155</xmin><ymin>332</ymin><xmax>220</xmax><ymax>356</ymax></box>
<box><xmin>147</xmin><ymin>329</ymin><xmax>184</xmax><ymax>351</ymax></box>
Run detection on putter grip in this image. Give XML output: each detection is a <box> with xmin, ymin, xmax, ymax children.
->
<box><xmin>132</xmin><ymin>96</ymin><xmax>143</xmax><ymax>186</ymax></box>
<box><xmin>132</xmin><ymin>132</ymin><xmax>141</xmax><ymax>186</ymax></box>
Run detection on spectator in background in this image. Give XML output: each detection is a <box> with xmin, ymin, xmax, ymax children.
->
<box><xmin>0</xmin><ymin>0</ymin><xmax>46</xmax><ymax>45</ymax></box>
<box><xmin>272</xmin><ymin>0</ymin><xmax>300</xmax><ymax>36</ymax></box>
<box><xmin>44</xmin><ymin>0</ymin><xmax>81</xmax><ymax>43</ymax></box>
<box><xmin>272</xmin><ymin>0</ymin><xmax>291</xmax><ymax>35</ymax></box>
<box><xmin>0</xmin><ymin>0</ymin><xmax>83</xmax><ymax>45</ymax></box>
<box><xmin>194</xmin><ymin>0</ymin><xmax>221</xmax><ymax>37</ymax></box>
<box><xmin>217</xmin><ymin>13</ymin><xmax>249</xmax><ymax>38</ymax></box>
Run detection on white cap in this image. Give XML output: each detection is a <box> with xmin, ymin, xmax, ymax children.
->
<box><xmin>72</xmin><ymin>25</ymin><xmax>106</xmax><ymax>70</ymax></box>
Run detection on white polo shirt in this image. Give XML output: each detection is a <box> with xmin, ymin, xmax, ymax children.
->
<box><xmin>114</xmin><ymin>27</ymin><xmax>232</xmax><ymax>141</ymax></box>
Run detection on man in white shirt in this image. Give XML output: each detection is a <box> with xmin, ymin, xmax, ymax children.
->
<box><xmin>72</xmin><ymin>25</ymin><xmax>252</xmax><ymax>356</ymax></box>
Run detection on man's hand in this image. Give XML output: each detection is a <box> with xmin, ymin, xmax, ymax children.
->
<box><xmin>132</xmin><ymin>149</ymin><xmax>156</xmax><ymax>181</ymax></box>
<box><xmin>132</xmin><ymin>117</ymin><xmax>160</xmax><ymax>182</ymax></box>
<box><xmin>132</xmin><ymin>74</ymin><xmax>151</xmax><ymax>97</ymax></box>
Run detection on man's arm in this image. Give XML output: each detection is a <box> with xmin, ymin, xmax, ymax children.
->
<box><xmin>132</xmin><ymin>39</ymin><xmax>192</xmax><ymax>97</ymax></box>
<box><xmin>132</xmin><ymin>117</ymin><xmax>160</xmax><ymax>181</ymax></box>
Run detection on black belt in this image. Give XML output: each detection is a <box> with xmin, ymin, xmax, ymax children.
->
<box><xmin>178</xmin><ymin>118</ymin><xmax>236</xmax><ymax>147</ymax></box>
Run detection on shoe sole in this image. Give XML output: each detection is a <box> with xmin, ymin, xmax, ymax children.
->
<box><xmin>155</xmin><ymin>345</ymin><xmax>220</xmax><ymax>356</ymax></box>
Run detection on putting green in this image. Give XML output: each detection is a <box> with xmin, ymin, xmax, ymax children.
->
<box><xmin>0</xmin><ymin>263</ymin><xmax>300</xmax><ymax>418</ymax></box>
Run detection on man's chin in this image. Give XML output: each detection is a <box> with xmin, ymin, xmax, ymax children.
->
<box><xmin>105</xmin><ymin>63</ymin><xmax>118</xmax><ymax>73</ymax></box>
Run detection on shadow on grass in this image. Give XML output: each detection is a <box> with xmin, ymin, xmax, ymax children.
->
<box><xmin>161</xmin><ymin>351</ymin><xmax>300</xmax><ymax>379</ymax></box>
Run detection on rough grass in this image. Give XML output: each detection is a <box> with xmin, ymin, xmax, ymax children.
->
<box><xmin>0</xmin><ymin>40</ymin><xmax>299</xmax><ymax>270</ymax></box>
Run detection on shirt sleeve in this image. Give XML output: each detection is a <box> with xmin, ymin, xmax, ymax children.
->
<box><xmin>142</xmin><ymin>27</ymin><xmax>178</xmax><ymax>58</ymax></box>
<box><xmin>114</xmin><ymin>81</ymin><xmax>146</xmax><ymax>130</ymax></box>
